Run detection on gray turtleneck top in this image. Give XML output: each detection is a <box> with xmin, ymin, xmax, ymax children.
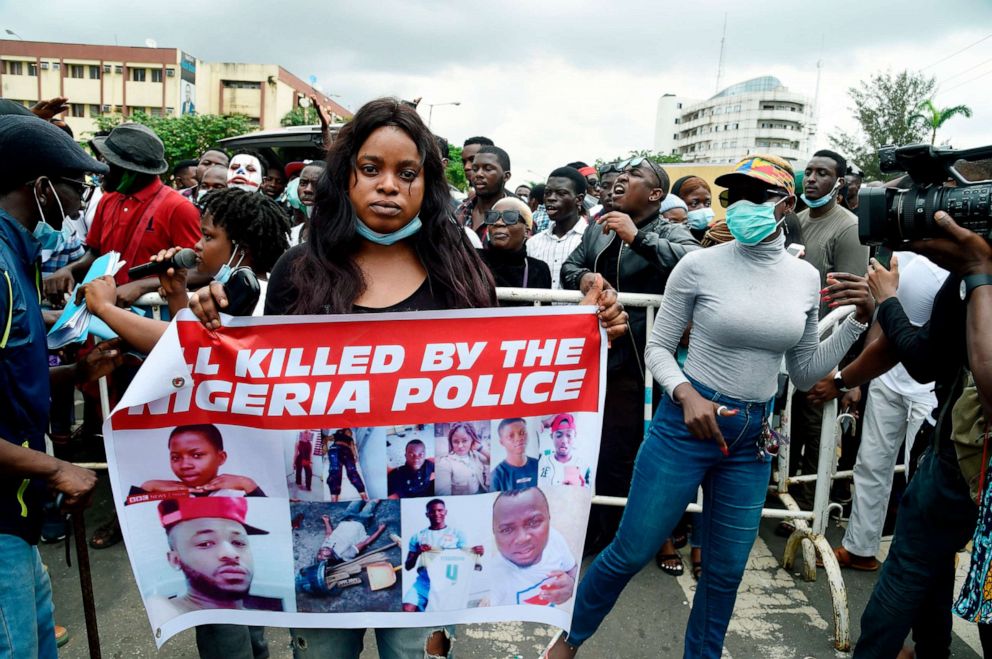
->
<box><xmin>645</xmin><ymin>232</ymin><xmax>865</xmax><ymax>402</ymax></box>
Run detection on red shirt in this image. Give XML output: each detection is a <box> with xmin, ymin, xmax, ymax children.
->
<box><xmin>86</xmin><ymin>179</ymin><xmax>201</xmax><ymax>284</ymax></box>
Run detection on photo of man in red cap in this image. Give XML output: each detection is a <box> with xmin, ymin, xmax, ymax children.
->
<box><xmin>539</xmin><ymin>414</ymin><xmax>591</xmax><ymax>488</ymax></box>
<box><xmin>145</xmin><ymin>497</ymin><xmax>283</xmax><ymax>622</ymax></box>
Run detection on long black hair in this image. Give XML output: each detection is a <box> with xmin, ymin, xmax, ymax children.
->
<box><xmin>288</xmin><ymin>97</ymin><xmax>495</xmax><ymax>313</ymax></box>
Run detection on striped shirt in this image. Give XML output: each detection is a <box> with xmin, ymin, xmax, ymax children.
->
<box><xmin>526</xmin><ymin>218</ymin><xmax>588</xmax><ymax>289</ymax></box>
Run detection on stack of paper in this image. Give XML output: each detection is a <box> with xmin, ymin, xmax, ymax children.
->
<box><xmin>47</xmin><ymin>251</ymin><xmax>125</xmax><ymax>349</ymax></box>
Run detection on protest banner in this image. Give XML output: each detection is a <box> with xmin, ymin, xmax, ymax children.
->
<box><xmin>104</xmin><ymin>306</ymin><xmax>606</xmax><ymax>646</ymax></box>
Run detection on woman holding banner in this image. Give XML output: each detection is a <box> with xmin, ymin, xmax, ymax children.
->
<box><xmin>187</xmin><ymin>97</ymin><xmax>627</xmax><ymax>658</ymax></box>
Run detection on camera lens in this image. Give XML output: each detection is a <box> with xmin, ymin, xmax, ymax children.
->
<box><xmin>858</xmin><ymin>183</ymin><xmax>992</xmax><ymax>245</ymax></box>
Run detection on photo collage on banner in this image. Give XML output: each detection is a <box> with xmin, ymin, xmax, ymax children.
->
<box><xmin>114</xmin><ymin>412</ymin><xmax>597</xmax><ymax>632</ymax></box>
<box><xmin>105</xmin><ymin>307</ymin><xmax>605</xmax><ymax>644</ymax></box>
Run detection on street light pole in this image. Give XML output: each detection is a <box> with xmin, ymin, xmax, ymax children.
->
<box><xmin>426</xmin><ymin>101</ymin><xmax>461</xmax><ymax>128</ymax></box>
<box><xmin>4</xmin><ymin>29</ymin><xmax>24</xmax><ymax>40</ymax></box>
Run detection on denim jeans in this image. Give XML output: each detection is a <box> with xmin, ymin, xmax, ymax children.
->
<box><xmin>195</xmin><ymin>624</ymin><xmax>269</xmax><ymax>659</ymax></box>
<box><xmin>290</xmin><ymin>626</ymin><xmax>455</xmax><ymax>659</ymax></box>
<box><xmin>854</xmin><ymin>439</ymin><xmax>978</xmax><ymax>658</ymax></box>
<box><xmin>0</xmin><ymin>534</ymin><xmax>57</xmax><ymax>659</ymax></box>
<box><xmin>570</xmin><ymin>378</ymin><xmax>772</xmax><ymax>658</ymax></box>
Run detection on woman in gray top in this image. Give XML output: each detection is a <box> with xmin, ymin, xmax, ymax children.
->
<box><xmin>550</xmin><ymin>155</ymin><xmax>875</xmax><ymax>658</ymax></box>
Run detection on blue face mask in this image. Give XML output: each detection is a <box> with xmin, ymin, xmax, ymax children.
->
<box><xmin>354</xmin><ymin>215</ymin><xmax>422</xmax><ymax>246</ymax></box>
<box><xmin>800</xmin><ymin>180</ymin><xmax>840</xmax><ymax>209</ymax></box>
<box><xmin>725</xmin><ymin>198</ymin><xmax>786</xmax><ymax>245</ymax></box>
<box><xmin>686</xmin><ymin>208</ymin><xmax>715</xmax><ymax>230</ymax></box>
<box><xmin>214</xmin><ymin>243</ymin><xmax>244</xmax><ymax>284</ymax></box>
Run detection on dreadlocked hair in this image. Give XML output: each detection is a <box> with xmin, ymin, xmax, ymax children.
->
<box><xmin>199</xmin><ymin>188</ymin><xmax>291</xmax><ymax>275</ymax></box>
<box><xmin>287</xmin><ymin>97</ymin><xmax>496</xmax><ymax>314</ymax></box>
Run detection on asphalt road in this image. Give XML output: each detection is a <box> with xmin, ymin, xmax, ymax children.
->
<box><xmin>44</xmin><ymin>477</ymin><xmax>982</xmax><ymax>659</ymax></box>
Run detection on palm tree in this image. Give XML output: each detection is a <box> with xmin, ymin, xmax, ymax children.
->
<box><xmin>909</xmin><ymin>99</ymin><xmax>973</xmax><ymax>145</ymax></box>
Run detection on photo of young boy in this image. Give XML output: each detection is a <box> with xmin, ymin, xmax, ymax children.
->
<box><xmin>490</xmin><ymin>418</ymin><xmax>538</xmax><ymax>492</ymax></box>
<box><xmin>435</xmin><ymin>422</ymin><xmax>490</xmax><ymax>495</ymax></box>
<box><xmin>488</xmin><ymin>487</ymin><xmax>578</xmax><ymax>607</ymax></box>
<box><xmin>537</xmin><ymin>414</ymin><xmax>591</xmax><ymax>488</ymax></box>
<box><xmin>125</xmin><ymin>424</ymin><xmax>268</xmax><ymax>504</ymax></box>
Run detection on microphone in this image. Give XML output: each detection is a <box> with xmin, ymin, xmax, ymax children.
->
<box><xmin>127</xmin><ymin>248</ymin><xmax>198</xmax><ymax>280</ymax></box>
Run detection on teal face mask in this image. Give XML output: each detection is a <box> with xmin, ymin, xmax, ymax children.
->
<box><xmin>354</xmin><ymin>215</ymin><xmax>422</xmax><ymax>246</ymax></box>
<box><xmin>800</xmin><ymin>180</ymin><xmax>840</xmax><ymax>209</ymax></box>
<box><xmin>725</xmin><ymin>198</ymin><xmax>786</xmax><ymax>245</ymax></box>
<box><xmin>686</xmin><ymin>208</ymin><xmax>715</xmax><ymax>230</ymax></box>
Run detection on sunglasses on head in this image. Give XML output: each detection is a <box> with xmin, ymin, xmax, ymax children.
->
<box><xmin>598</xmin><ymin>162</ymin><xmax>624</xmax><ymax>175</ymax></box>
<box><xmin>483</xmin><ymin>210</ymin><xmax>526</xmax><ymax>226</ymax></box>
<box><xmin>617</xmin><ymin>157</ymin><xmax>665</xmax><ymax>188</ymax></box>
<box><xmin>718</xmin><ymin>186</ymin><xmax>788</xmax><ymax>208</ymax></box>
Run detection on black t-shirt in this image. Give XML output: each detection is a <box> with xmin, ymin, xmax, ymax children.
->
<box><xmin>877</xmin><ymin>274</ymin><xmax>966</xmax><ymax>449</ymax></box>
<box><xmin>265</xmin><ymin>244</ymin><xmax>448</xmax><ymax>315</ymax></box>
<box><xmin>477</xmin><ymin>247</ymin><xmax>552</xmax><ymax>306</ymax></box>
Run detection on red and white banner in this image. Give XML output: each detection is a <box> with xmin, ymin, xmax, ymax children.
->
<box><xmin>104</xmin><ymin>307</ymin><xmax>606</xmax><ymax>646</ymax></box>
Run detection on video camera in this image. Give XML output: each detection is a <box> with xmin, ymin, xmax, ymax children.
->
<box><xmin>858</xmin><ymin>143</ymin><xmax>992</xmax><ymax>245</ymax></box>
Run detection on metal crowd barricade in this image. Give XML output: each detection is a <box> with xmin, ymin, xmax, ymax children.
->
<box><xmin>83</xmin><ymin>287</ymin><xmax>855</xmax><ymax>649</ymax></box>
<box><xmin>497</xmin><ymin>287</ymin><xmax>855</xmax><ymax>651</ymax></box>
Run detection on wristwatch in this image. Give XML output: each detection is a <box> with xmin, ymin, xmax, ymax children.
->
<box><xmin>834</xmin><ymin>370</ymin><xmax>851</xmax><ymax>393</ymax></box>
<box><xmin>960</xmin><ymin>274</ymin><xmax>992</xmax><ymax>301</ymax></box>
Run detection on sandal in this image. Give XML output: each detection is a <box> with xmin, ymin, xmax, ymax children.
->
<box><xmin>89</xmin><ymin>517</ymin><xmax>123</xmax><ymax>549</ymax></box>
<box><xmin>655</xmin><ymin>551</ymin><xmax>684</xmax><ymax>577</ymax></box>
<box><xmin>690</xmin><ymin>547</ymin><xmax>703</xmax><ymax>581</ymax></box>
<box><xmin>817</xmin><ymin>546</ymin><xmax>880</xmax><ymax>571</ymax></box>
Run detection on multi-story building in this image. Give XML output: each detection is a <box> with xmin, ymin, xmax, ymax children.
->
<box><xmin>654</xmin><ymin>76</ymin><xmax>816</xmax><ymax>166</ymax></box>
<box><xmin>0</xmin><ymin>39</ymin><xmax>350</xmax><ymax>136</ymax></box>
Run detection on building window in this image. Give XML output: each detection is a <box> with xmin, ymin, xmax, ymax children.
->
<box><xmin>70</xmin><ymin>103</ymin><xmax>85</xmax><ymax>118</ymax></box>
<box><xmin>89</xmin><ymin>104</ymin><xmax>100</xmax><ymax>117</ymax></box>
<box><xmin>4</xmin><ymin>61</ymin><xmax>24</xmax><ymax>75</ymax></box>
<box><xmin>131</xmin><ymin>68</ymin><xmax>146</xmax><ymax>82</ymax></box>
<box><xmin>674</xmin><ymin>118</ymin><xmax>680</xmax><ymax>125</ymax></box>
<box><xmin>69</xmin><ymin>64</ymin><xmax>84</xmax><ymax>79</ymax></box>
<box><xmin>27</xmin><ymin>62</ymin><xmax>38</xmax><ymax>76</ymax></box>
<box><xmin>672</xmin><ymin>133</ymin><xmax>678</xmax><ymax>140</ymax></box>
<box><xmin>149</xmin><ymin>107</ymin><xmax>163</xmax><ymax>117</ymax></box>
<box><xmin>222</xmin><ymin>80</ymin><xmax>262</xmax><ymax>90</ymax></box>
<box><xmin>676</xmin><ymin>102</ymin><xmax>682</xmax><ymax>109</ymax></box>
<box><xmin>89</xmin><ymin>65</ymin><xmax>100</xmax><ymax>79</ymax></box>
<box><xmin>151</xmin><ymin>68</ymin><xmax>163</xmax><ymax>83</ymax></box>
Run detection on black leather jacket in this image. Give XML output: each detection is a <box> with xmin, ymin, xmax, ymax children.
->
<box><xmin>561</xmin><ymin>214</ymin><xmax>699</xmax><ymax>372</ymax></box>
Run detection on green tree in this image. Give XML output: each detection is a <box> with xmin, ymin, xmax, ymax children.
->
<box><xmin>829</xmin><ymin>70</ymin><xmax>936</xmax><ymax>180</ymax></box>
<box><xmin>93</xmin><ymin>112</ymin><xmax>254</xmax><ymax>173</ymax></box>
<box><xmin>446</xmin><ymin>144</ymin><xmax>468</xmax><ymax>191</ymax></box>
<box><xmin>908</xmin><ymin>98</ymin><xmax>973</xmax><ymax>146</ymax></box>
<box><xmin>594</xmin><ymin>149</ymin><xmax>684</xmax><ymax>168</ymax></box>
<box><xmin>280</xmin><ymin>106</ymin><xmax>321</xmax><ymax>127</ymax></box>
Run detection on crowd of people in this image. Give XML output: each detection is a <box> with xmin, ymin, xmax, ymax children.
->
<box><xmin>2</xmin><ymin>92</ymin><xmax>992</xmax><ymax>659</ymax></box>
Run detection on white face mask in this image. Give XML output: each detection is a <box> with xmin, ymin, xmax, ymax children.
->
<box><xmin>227</xmin><ymin>155</ymin><xmax>262</xmax><ymax>192</ymax></box>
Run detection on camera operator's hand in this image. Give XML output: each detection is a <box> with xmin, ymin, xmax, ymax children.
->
<box><xmin>867</xmin><ymin>254</ymin><xmax>899</xmax><ymax>303</ymax></box>
<box><xmin>188</xmin><ymin>282</ymin><xmax>229</xmax><ymax>331</ymax></box>
<box><xmin>822</xmin><ymin>273</ymin><xmax>876</xmax><ymax>324</ymax></box>
<box><xmin>908</xmin><ymin>211</ymin><xmax>992</xmax><ymax>277</ymax></box>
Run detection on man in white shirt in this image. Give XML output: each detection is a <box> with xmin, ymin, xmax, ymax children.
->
<box><xmin>488</xmin><ymin>487</ymin><xmax>577</xmax><ymax>607</ymax></box>
<box><xmin>527</xmin><ymin>167</ymin><xmax>589</xmax><ymax>289</ymax></box>
<box><xmin>811</xmin><ymin>253</ymin><xmax>948</xmax><ymax>570</ymax></box>
<box><xmin>315</xmin><ymin>500</ymin><xmax>386</xmax><ymax>565</ymax></box>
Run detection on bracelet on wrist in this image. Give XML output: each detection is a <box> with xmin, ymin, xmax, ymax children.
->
<box><xmin>846</xmin><ymin>314</ymin><xmax>869</xmax><ymax>333</ymax></box>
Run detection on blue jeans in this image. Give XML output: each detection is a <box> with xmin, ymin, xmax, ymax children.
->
<box><xmin>290</xmin><ymin>626</ymin><xmax>455</xmax><ymax>658</ymax></box>
<box><xmin>0</xmin><ymin>534</ymin><xmax>57</xmax><ymax>659</ymax></box>
<box><xmin>854</xmin><ymin>439</ymin><xmax>978</xmax><ymax>658</ymax></box>
<box><xmin>195</xmin><ymin>624</ymin><xmax>268</xmax><ymax>658</ymax></box>
<box><xmin>570</xmin><ymin>379</ymin><xmax>772</xmax><ymax>658</ymax></box>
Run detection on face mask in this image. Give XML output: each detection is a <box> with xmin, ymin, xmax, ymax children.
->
<box><xmin>354</xmin><ymin>215</ymin><xmax>422</xmax><ymax>246</ymax></box>
<box><xmin>800</xmin><ymin>180</ymin><xmax>840</xmax><ymax>209</ymax></box>
<box><xmin>214</xmin><ymin>243</ymin><xmax>245</xmax><ymax>284</ymax></box>
<box><xmin>686</xmin><ymin>208</ymin><xmax>715</xmax><ymax>230</ymax></box>
<box><xmin>33</xmin><ymin>178</ymin><xmax>67</xmax><ymax>233</ymax></box>
<box><xmin>227</xmin><ymin>155</ymin><xmax>262</xmax><ymax>192</ymax></box>
<box><xmin>304</xmin><ymin>204</ymin><xmax>313</xmax><ymax>219</ymax></box>
<box><xmin>725</xmin><ymin>198</ymin><xmax>786</xmax><ymax>246</ymax></box>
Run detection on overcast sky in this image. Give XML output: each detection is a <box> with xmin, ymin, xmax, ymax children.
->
<box><xmin>5</xmin><ymin>0</ymin><xmax>992</xmax><ymax>185</ymax></box>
